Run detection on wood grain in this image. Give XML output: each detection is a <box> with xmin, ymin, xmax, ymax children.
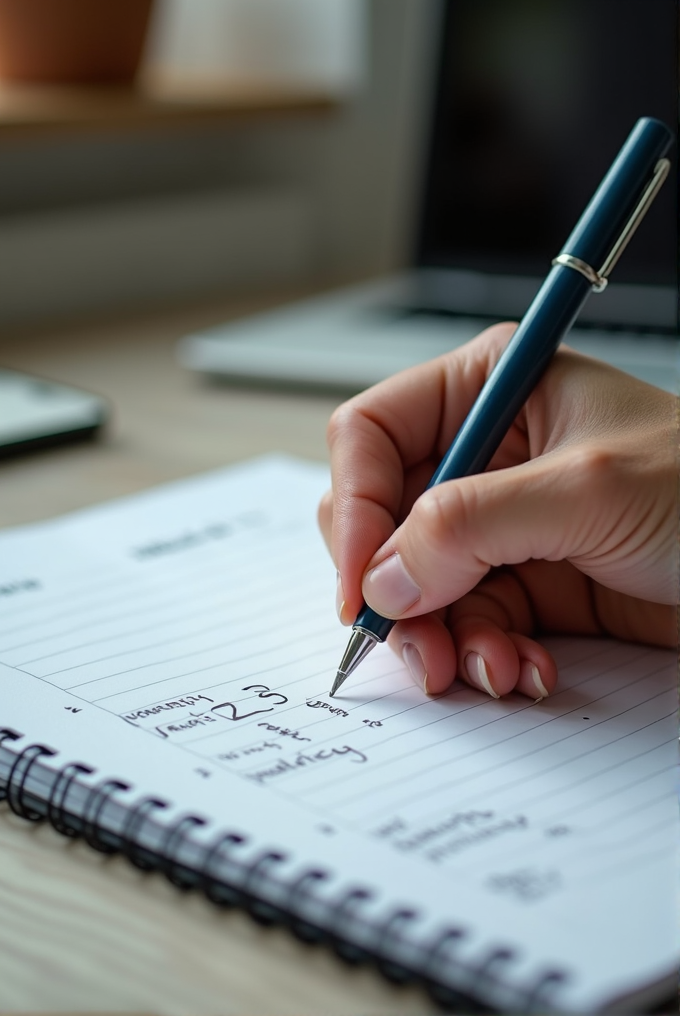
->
<box><xmin>0</xmin><ymin>810</ymin><xmax>434</xmax><ymax>1014</ymax></box>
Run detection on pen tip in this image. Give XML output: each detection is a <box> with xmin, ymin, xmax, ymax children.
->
<box><xmin>330</xmin><ymin>671</ymin><xmax>345</xmax><ymax>698</ymax></box>
<box><xmin>330</xmin><ymin>629</ymin><xmax>379</xmax><ymax>698</ymax></box>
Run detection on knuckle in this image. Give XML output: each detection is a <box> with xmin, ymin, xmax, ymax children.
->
<box><xmin>326</xmin><ymin>399</ymin><xmax>362</xmax><ymax>448</ymax></box>
<box><xmin>413</xmin><ymin>481</ymin><xmax>472</xmax><ymax>546</ymax></box>
<box><xmin>568</xmin><ymin>442</ymin><xmax>617</xmax><ymax>487</ymax></box>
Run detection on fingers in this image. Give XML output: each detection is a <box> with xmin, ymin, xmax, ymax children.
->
<box><xmin>387</xmin><ymin>614</ymin><xmax>558</xmax><ymax>700</ymax></box>
<box><xmin>360</xmin><ymin>452</ymin><xmax>575</xmax><ymax>618</ymax></box>
<box><xmin>387</xmin><ymin>613</ymin><xmax>455</xmax><ymax>695</ymax></box>
<box><xmin>362</xmin><ymin>420</ymin><xmax>676</xmax><ymax>620</ymax></box>
<box><xmin>386</xmin><ymin>568</ymin><xmax>559</xmax><ymax>699</ymax></box>
<box><xmin>321</xmin><ymin>322</ymin><xmax>677</xmax><ymax>703</ymax></box>
<box><xmin>326</xmin><ymin>331</ymin><xmax>677</xmax><ymax>622</ymax></box>
<box><xmin>318</xmin><ymin>488</ymin><xmax>362</xmax><ymax>625</ymax></box>
<box><xmin>445</xmin><ymin>569</ymin><xmax>557</xmax><ymax>697</ymax></box>
<box><xmin>326</xmin><ymin>323</ymin><xmax>518</xmax><ymax>618</ymax></box>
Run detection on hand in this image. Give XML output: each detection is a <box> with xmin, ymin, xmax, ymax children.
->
<box><xmin>318</xmin><ymin>323</ymin><xmax>678</xmax><ymax>699</ymax></box>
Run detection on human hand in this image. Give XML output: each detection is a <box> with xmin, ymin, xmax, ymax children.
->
<box><xmin>318</xmin><ymin>323</ymin><xmax>678</xmax><ymax>699</ymax></box>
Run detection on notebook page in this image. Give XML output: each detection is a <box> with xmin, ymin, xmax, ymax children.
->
<box><xmin>1</xmin><ymin>456</ymin><xmax>677</xmax><ymax>1011</ymax></box>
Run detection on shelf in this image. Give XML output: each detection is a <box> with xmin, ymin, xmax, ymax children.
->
<box><xmin>0</xmin><ymin>70</ymin><xmax>340</xmax><ymax>138</ymax></box>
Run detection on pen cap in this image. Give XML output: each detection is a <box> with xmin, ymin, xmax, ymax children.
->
<box><xmin>558</xmin><ymin>117</ymin><xmax>674</xmax><ymax>271</ymax></box>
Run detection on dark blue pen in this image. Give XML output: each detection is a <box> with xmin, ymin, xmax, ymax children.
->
<box><xmin>330</xmin><ymin>116</ymin><xmax>673</xmax><ymax>697</ymax></box>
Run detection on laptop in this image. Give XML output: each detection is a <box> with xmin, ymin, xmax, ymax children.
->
<box><xmin>179</xmin><ymin>0</ymin><xmax>678</xmax><ymax>394</ymax></box>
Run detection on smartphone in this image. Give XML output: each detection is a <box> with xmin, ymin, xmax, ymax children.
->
<box><xmin>0</xmin><ymin>369</ymin><xmax>108</xmax><ymax>456</ymax></box>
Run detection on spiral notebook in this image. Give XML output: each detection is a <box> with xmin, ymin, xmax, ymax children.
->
<box><xmin>1</xmin><ymin>456</ymin><xmax>678</xmax><ymax>1014</ymax></box>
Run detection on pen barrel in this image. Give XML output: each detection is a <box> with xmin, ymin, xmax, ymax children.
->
<box><xmin>429</xmin><ymin>264</ymin><xmax>590</xmax><ymax>484</ymax></box>
<box><xmin>559</xmin><ymin>117</ymin><xmax>673</xmax><ymax>269</ymax></box>
<box><xmin>353</xmin><ymin>115</ymin><xmax>674</xmax><ymax>647</ymax></box>
<box><xmin>353</xmin><ymin>603</ymin><xmax>397</xmax><ymax>642</ymax></box>
<box><xmin>355</xmin><ymin>266</ymin><xmax>590</xmax><ymax>643</ymax></box>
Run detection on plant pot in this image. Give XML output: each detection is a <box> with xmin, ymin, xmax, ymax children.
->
<box><xmin>0</xmin><ymin>0</ymin><xmax>155</xmax><ymax>85</ymax></box>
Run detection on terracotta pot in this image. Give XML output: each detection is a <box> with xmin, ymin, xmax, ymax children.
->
<box><xmin>0</xmin><ymin>0</ymin><xmax>155</xmax><ymax>84</ymax></box>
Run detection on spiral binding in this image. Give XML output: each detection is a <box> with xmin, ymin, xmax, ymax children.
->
<box><xmin>522</xmin><ymin>969</ymin><xmax>568</xmax><ymax>1012</ymax></box>
<box><xmin>330</xmin><ymin>885</ymin><xmax>375</xmax><ymax>965</ymax></box>
<box><xmin>48</xmin><ymin>762</ymin><xmax>94</xmax><ymax>836</ymax></box>
<box><xmin>421</xmin><ymin>925</ymin><xmax>475</xmax><ymax>1012</ymax></box>
<box><xmin>241</xmin><ymin>850</ymin><xmax>287</xmax><ymax>925</ymax></box>
<box><xmin>200</xmin><ymin>830</ymin><xmax>246</xmax><ymax>907</ymax></box>
<box><xmin>121</xmin><ymin>796</ymin><xmax>168</xmax><ymax>870</ymax></box>
<box><xmin>8</xmin><ymin>741</ymin><xmax>56</xmax><ymax>820</ymax></box>
<box><xmin>82</xmin><ymin>778</ymin><xmax>130</xmax><ymax>852</ymax></box>
<box><xmin>0</xmin><ymin>728</ymin><xmax>20</xmax><ymax>802</ymax></box>
<box><xmin>285</xmin><ymin>868</ymin><xmax>328</xmax><ymax>943</ymax></box>
<box><xmin>375</xmin><ymin>906</ymin><xmax>418</xmax><ymax>984</ymax></box>
<box><xmin>0</xmin><ymin>727</ymin><xmax>570</xmax><ymax>1013</ymax></box>
<box><xmin>160</xmin><ymin>813</ymin><xmax>206</xmax><ymax>887</ymax></box>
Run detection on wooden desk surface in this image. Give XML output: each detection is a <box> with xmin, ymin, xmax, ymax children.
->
<box><xmin>0</xmin><ymin>299</ymin><xmax>439</xmax><ymax>1014</ymax></box>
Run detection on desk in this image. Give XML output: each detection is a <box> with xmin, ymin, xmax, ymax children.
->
<box><xmin>0</xmin><ymin>298</ymin><xmax>439</xmax><ymax>1014</ymax></box>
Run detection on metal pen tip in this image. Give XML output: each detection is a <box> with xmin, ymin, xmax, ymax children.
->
<box><xmin>329</xmin><ymin>671</ymin><xmax>346</xmax><ymax>698</ymax></box>
<box><xmin>329</xmin><ymin>628</ymin><xmax>379</xmax><ymax>697</ymax></box>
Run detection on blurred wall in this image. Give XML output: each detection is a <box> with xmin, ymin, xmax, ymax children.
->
<box><xmin>0</xmin><ymin>0</ymin><xmax>441</xmax><ymax>329</ymax></box>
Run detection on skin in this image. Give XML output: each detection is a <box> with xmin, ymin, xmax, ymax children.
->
<box><xmin>318</xmin><ymin>323</ymin><xmax>678</xmax><ymax>700</ymax></box>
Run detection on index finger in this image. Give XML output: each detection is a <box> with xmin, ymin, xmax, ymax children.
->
<box><xmin>326</xmin><ymin>322</ymin><xmax>518</xmax><ymax>620</ymax></box>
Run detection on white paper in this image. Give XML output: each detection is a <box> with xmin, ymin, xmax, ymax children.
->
<box><xmin>1</xmin><ymin>456</ymin><xmax>677</xmax><ymax>1013</ymax></box>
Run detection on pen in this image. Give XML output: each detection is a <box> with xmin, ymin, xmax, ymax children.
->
<box><xmin>330</xmin><ymin>115</ymin><xmax>673</xmax><ymax>697</ymax></box>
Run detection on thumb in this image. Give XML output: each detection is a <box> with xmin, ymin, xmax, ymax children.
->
<box><xmin>360</xmin><ymin>444</ymin><xmax>656</xmax><ymax>618</ymax></box>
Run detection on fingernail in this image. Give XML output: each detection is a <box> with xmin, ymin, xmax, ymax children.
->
<box><xmin>364</xmin><ymin>553</ymin><xmax>421</xmax><ymax>616</ymax></box>
<box><xmin>403</xmin><ymin>643</ymin><xmax>429</xmax><ymax>695</ymax></box>
<box><xmin>524</xmin><ymin>661</ymin><xmax>549</xmax><ymax>698</ymax></box>
<box><xmin>336</xmin><ymin>572</ymin><xmax>347</xmax><ymax>623</ymax></box>
<box><xmin>465</xmin><ymin>652</ymin><xmax>499</xmax><ymax>698</ymax></box>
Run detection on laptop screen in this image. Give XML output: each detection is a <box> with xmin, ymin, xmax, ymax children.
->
<box><xmin>416</xmin><ymin>0</ymin><xmax>678</xmax><ymax>326</ymax></box>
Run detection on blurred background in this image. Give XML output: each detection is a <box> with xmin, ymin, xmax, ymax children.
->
<box><xmin>0</xmin><ymin>0</ymin><xmax>436</xmax><ymax>330</ymax></box>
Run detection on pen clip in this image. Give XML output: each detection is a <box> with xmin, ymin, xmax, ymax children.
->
<box><xmin>552</xmin><ymin>156</ymin><xmax>670</xmax><ymax>293</ymax></box>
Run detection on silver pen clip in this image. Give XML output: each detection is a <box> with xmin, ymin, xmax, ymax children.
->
<box><xmin>551</xmin><ymin>157</ymin><xmax>670</xmax><ymax>293</ymax></box>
